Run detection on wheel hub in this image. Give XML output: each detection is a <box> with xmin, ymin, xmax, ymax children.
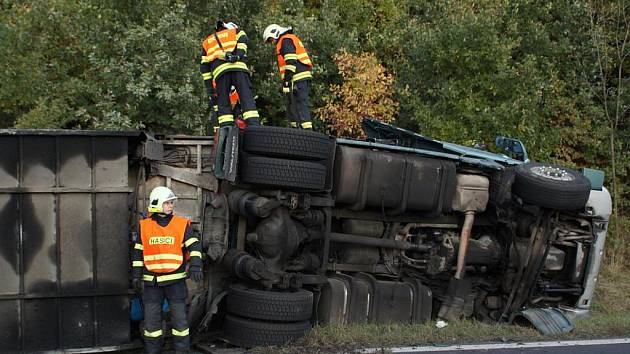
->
<box><xmin>531</xmin><ymin>166</ymin><xmax>574</xmax><ymax>181</ymax></box>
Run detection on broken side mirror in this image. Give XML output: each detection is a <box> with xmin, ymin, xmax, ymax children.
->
<box><xmin>495</xmin><ymin>136</ymin><xmax>530</xmax><ymax>163</ymax></box>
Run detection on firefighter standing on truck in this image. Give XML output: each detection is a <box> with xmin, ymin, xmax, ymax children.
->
<box><xmin>200</xmin><ymin>20</ymin><xmax>261</xmax><ymax>129</ymax></box>
<box><xmin>263</xmin><ymin>24</ymin><xmax>313</xmax><ymax>130</ymax></box>
<box><xmin>131</xmin><ymin>186</ymin><xmax>203</xmax><ymax>354</ymax></box>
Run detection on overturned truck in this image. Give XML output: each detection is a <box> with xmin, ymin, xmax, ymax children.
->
<box><xmin>0</xmin><ymin>120</ymin><xmax>612</xmax><ymax>351</ymax></box>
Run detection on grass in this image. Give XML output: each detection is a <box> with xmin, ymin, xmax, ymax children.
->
<box><xmin>252</xmin><ymin>216</ymin><xmax>630</xmax><ymax>354</ymax></box>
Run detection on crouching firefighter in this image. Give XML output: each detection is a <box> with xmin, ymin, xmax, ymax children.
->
<box><xmin>200</xmin><ymin>20</ymin><xmax>261</xmax><ymax>129</ymax></box>
<box><xmin>131</xmin><ymin>186</ymin><xmax>203</xmax><ymax>354</ymax></box>
<box><xmin>263</xmin><ymin>24</ymin><xmax>313</xmax><ymax>129</ymax></box>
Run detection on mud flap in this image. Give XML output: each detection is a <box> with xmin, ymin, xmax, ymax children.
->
<box><xmin>438</xmin><ymin>278</ymin><xmax>472</xmax><ymax>321</ymax></box>
<box><xmin>513</xmin><ymin>307</ymin><xmax>575</xmax><ymax>335</ymax></box>
<box><xmin>213</xmin><ymin>125</ymin><xmax>239</xmax><ymax>182</ymax></box>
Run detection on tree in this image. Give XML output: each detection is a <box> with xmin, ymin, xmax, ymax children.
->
<box><xmin>317</xmin><ymin>49</ymin><xmax>398</xmax><ymax>138</ymax></box>
<box><xmin>588</xmin><ymin>0</ymin><xmax>630</xmax><ymax>266</ymax></box>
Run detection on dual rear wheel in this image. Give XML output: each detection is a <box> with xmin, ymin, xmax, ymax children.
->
<box><xmin>223</xmin><ymin>283</ymin><xmax>314</xmax><ymax>348</ymax></box>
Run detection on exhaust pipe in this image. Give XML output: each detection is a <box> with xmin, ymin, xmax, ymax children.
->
<box><xmin>439</xmin><ymin>175</ymin><xmax>489</xmax><ymax>321</ymax></box>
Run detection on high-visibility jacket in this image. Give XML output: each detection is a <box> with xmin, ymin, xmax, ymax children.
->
<box><xmin>132</xmin><ymin>214</ymin><xmax>202</xmax><ymax>286</ymax></box>
<box><xmin>200</xmin><ymin>28</ymin><xmax>250</xmax><ymax>85</ymax></box>
<box><xmin>140</xmin><ymin>216</ymin><xmax>188</xmax><ymax>273</ymax></box>
<box><xmin>276</xmin><ymin>33</ymin><xmax>312</xmax><ymax>82</ymax></box>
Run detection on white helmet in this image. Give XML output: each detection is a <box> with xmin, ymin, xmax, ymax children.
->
<box><xmin>224</xmin><ymin>21</ymin><xmax>238</xmax><ymax>30</ymax></box>
<box><xmin>263</xmin><ymin>24</ymin><xmax>291</xmax><ymax>42</ymax></box>
<box><xmin>148</xmin><ymin>186</ymin><xmax>177</xmax><ymax>213</ymax></box>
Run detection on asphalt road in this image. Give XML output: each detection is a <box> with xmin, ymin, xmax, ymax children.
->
<box><xmin>360</xmin><ymin>338</ymin><xmax>630</xmax><ymax>354</ymax></box>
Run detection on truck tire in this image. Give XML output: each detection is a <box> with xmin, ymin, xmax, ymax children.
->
<box><xmin>513</xmin><ymin>162</ymin><xmax>591</xmax><ymax>210</ymax></box>
<box><xmin>226</xmin><ymin>284</ymin><xmax>313</xmax><ymax>322</ymax></box>
<box><xmin>243</xmin><ymin>126</ymin><xmax>332</xmax><ymax>160</ymax></box>
<box><xmin>223</xmin><ymin>314</ymin><xmax>311</xmax><ymax>348</ymax></box>
<box><xmin>239</xmin><ymin>156</ymin><xmax>327</xmax><ymax>190</ymax></box>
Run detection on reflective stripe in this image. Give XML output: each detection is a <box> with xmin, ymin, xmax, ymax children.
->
<box><xmin>132</xmin><ymin>261</ymin><xmax>144</xmax><ymax>267</ymax></box>
<box><xmin>134</xmin><ymin>243</ymin><xmax>144</xmax><ymax>251</ymax></box>
<box><xmin>218</xmin><ymin>114</ymin><xmax>234</xmax><ymax>124</ymax></box>
<box><xmin>213</xmin><ymin>126</ymin><xmax>219</xmax><ymax>133</ymax></box>
<box><xmin>284</xmin><ymin>53</ymin><xmax>298</xmax><ymax>60</ymax></box>
<box><xmin>156</xmin><ymin>272</ymin><xmax>187</xmax><ymax>282</ymax></box>
<box><xmin>285</xmin><ymin>65</ymin><xmax>296</xmax><ymax>72</ymax></box>
<box><xmin>236</xmin><ymin>31</ymin><xmax>246</xmax><ymax>39</ymax></box>
<box><xmin>205</xmin><ymin>40</ymin><xmax>237</xmax><ymax>57</ymax></box>
<box><xmin>201</xmin><ymin>56</ymin><xmax>212</xmax><ymax>64</ymax></box>
<box><xmin>144</xmin><ymin>254</ymin><xmax>183</xmax><ymax>261</ymax></box>
<box><xmin>213</xmin><ymin>105</ymin><xmax>218</xmax><ymax>111</ymax></box>
<box><xmin>184</xmin><ymin>237</ymin><xmax>199</xmax><ymax>248</ymax></box>
<box><xmin>301</xmin><ymin>121</ymin><xmax>313</xmax><ymax>129</ymax></box>
<box><xmin>237</xmin><ymin>43</ymin><xmax>247</xmax><ymax>51</ymax></box>
<box><xmin>297</xmin><ymin>53</ymin><xmax>312</xmax><ymax>66</ymax></box>
<box><xmin>243</xmin><ymin>110</ymin><xmax>260</xmax><ymax>119</ymax></box>
<box><xmin>290</xmin><ymin>122</ymin><xmax>298</xmax><ymax>127</ymax></box>
<box><xmin>144</xmin><ymin>329</ymin><xmax>163</xmax><ymax>338</ymax></box>
<box><xmin>172</xmin><ymin>328</ymin><xmax>190</xmax><ymax>337</ymax></box>
<box><xmin>142</xmin><ymin>272</ymin><xmax>188</xmax><ymax>283</ymax></box>
<box><xmin>212</xmin><ymin>62</ymin><xmax>249</xmax><ymax>78</ymax></box>
<box><xmin>202</xmin><ymin>72</ymin><xmax>212</xmax><ymax>80</ymax></box>
<box><xmin>292</xmin><ymin>71</ymin><xmax>312</xmax><ymax>82</ymax></box>
<box><xmin>189</xmin><ymin>251</ymin><xmax>202</xmax><ymax>258</ymax></box>
<box><xmin>145</xmin><ymin>263</ymin><xmax>182</xmax><ymax>271</ymax></box>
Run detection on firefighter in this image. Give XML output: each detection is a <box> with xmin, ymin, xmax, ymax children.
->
<box><xmin>263</xmin><ymin>24</ymin><xmax>313</xmax><ymax>130</ymax></box>
<box><xmin>200</xmin><ymin>20</ymin><xmax>261</xmax><ymax>129</ymax></box>
<box><xmin>131</xmin><ymin>186</ymin><xmax>203</xmax><ymax>354</ymax></box>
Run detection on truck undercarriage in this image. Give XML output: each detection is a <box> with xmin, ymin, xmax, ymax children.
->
<box><xmin>0</xmin><ymin>122</ymin><xmax>612</xmax><ymax>351</ymax></box>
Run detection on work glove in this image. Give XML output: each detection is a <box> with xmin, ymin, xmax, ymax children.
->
<box><xmin>282</xmin><ymin>80</ymin><xmax>292</xmax><ymax>94</ymax></box>
<box><xmin>189</xmin><ymin>266</ymin><xmax>203</xmax><ymax>283</ymax></box>
<box><xmin>132</xmin><ymin>278</ymin><xmax>143</xmax><ymax>294</ymax></box>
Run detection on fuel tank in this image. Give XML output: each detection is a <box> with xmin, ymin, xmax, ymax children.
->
<box><xmin>332</xmin><ymin>145</ymin><xmax>456</xmax><ymax>215</ymax></box>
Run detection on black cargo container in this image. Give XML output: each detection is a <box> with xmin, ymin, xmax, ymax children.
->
<box><xmin>0</xmin><ymin>130</ymin><xmax>139</xmax><ymax>351</ymax></box>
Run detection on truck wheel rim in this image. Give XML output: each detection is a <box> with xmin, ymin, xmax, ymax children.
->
<box><xmin>530</xmin><ymin>166</ymin><xmax>574</xmax><ymax>181</ymax></box>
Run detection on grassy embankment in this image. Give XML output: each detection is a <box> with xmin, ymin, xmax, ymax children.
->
<box><xmin>254</xmin><ymin>216</ymin><xmax>630</xmax><ymax>354</ymax></box>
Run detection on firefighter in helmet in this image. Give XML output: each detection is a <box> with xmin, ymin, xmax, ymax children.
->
<box><xmin>263</xmin><ymin>24</ymin><xmax>313</xmax><ymax>129</ymax></box>
<box><xmin>200</xmin><ymin>20</ymin><xmax>261</xmax><ymax>130</ymax></box>
<box><xmin>131</xmin><ymin>186</ymin><xmax>203</xmax><ymax>354</ymax></box>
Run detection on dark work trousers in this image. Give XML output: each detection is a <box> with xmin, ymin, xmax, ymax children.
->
<box><xmin>286</xmin><ymin>79</ymin><xmax>312</xmax><ymax>129</ymax></box>
<box><xmin>142</xmin><ymin>281</ymin><xmax>189</xmax><ymax>354</ymax></box>
<box><xmin>216</xmin><ymin>71</ymin><xmax>260</xmax><ymax>126</ymax></box>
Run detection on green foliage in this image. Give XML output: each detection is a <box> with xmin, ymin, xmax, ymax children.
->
<box><xmin>91</xmin><ymin>3</ymin><xmax>207</xmax><ymax>132</ymax></box>
<box><xmin>0</xmin><ymin>0</ymin><xmax>628</xmax><ymax>214</ymax></box>
<box><xmin>394</xmin><ymin>1</ymin><xmax>604</xmax><ymax>165</ymax></box>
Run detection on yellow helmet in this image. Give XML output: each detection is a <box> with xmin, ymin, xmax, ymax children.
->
<box><xmin>148</xmin><ymin>186</ymin><xmax>177</xmax><ymax>213</ymax></box>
